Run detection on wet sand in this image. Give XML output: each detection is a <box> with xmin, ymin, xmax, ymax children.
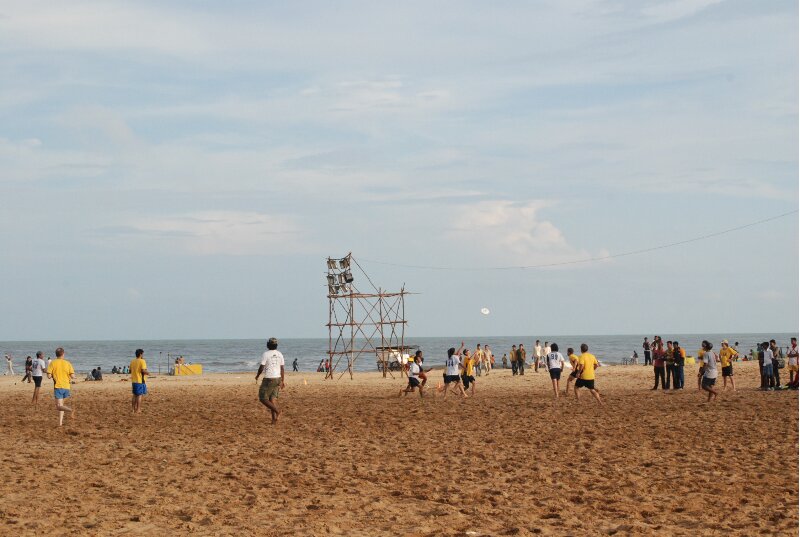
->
<box><xmin>0</xmin><ymin>361</ymin><xmax>797</xmax><ymax>536</ymax></box>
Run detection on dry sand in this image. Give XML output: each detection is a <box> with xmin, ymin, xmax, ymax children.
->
<box><xmin>0</xmin><ymin>361</ymin><xmax>797</xmax><ymax>536</ymax></box>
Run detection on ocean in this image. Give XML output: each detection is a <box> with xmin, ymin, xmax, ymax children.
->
<box><xmin>1</xmin><ymin>333</ymin><xmax>794</xmax><ymax>375</ymax></box>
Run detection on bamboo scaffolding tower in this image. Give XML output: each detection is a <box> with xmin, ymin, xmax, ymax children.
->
<box><xmin>325</xmin><ymin>253</ymin><xmax>410</xmax><ymax>379</ymax></box>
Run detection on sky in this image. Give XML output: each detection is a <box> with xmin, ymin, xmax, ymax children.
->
<box><xmin>0</xmin><ymin>0</ymin><xmax>797</xmax><ymax>341</ymax></box>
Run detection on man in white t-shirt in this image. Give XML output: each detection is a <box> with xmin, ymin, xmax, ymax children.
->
<box><xmin>700</xmin><ymin>340</ymin><xmax>719</xmax><ymax>402</ymax></box>
<box><xmin>545</xmin><ymin>343</ymin><xmax>565</xmax><ymax>399</ymax></box>
<box><xmin>533</xmin><ymin>340</ymin><xmax>542</xmax><ymax>373</ymax></box>
<box><xmin>255</xmin><ymin>337</ymin><xmax>285</xmax><ymax>424</ymax></box>
<box><xmin>31</xmin><ymin>351</ymin><xmax>47</xmax><ymax>404</ymax></box>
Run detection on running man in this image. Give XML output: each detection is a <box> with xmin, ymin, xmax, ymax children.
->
<box><xmin>565</xmin><ymin>347</ymin><xmax>579</xmax><ymax>395</ymax></box>
<box><xmin>699</xmin><ymin>340</ymin><xmax>719</xmax><ymax>402</ymax></box>
<box><xmin>574</xmin><ymin>343</ymin><xmax>602</xmax><ymax>404</ymax></box>
<box><xmin>130</xmin><ymin>349</ymin><xmax>149</xmax><ymax>414</ymax></box>
<box><xmin>545</xmin><ymin>343</ymin><xmax>565</xmax><ymax>399</ymax></box>
<box><xmin>461</xmin><ymin>349</ymin><xmax>477</xmax><ymax>396</ymax></box>
<box><xmin>400</xmin><ymin>354</ymin><xmax>427</xmax><ymax>398</ymax></box>
<box><xmin>719</xmin><ymin>340</ymin><xmax>738</xmax><ymax>390</ymax></box>
<box><xmin>46</xmin><ymin>347</ymin><xmax>75</xmax><ymax>426</ymax></box>
<box><xmin>441</xmin><ymin>343</ymin><xmax>467</xmax><ymax>399</ymax></box>
<box><xmin>255</xmin><ymin>337</ymin><xmax>285</xmax><ymax>424</ymax></box>
<box><xmin>31</xmin><ymin>351</ymin><xmax>46</xmax><ymax>404</ymax></box>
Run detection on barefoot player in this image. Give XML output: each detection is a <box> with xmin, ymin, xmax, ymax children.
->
<box><xmin>31</xmin><ymin>351</ymin><xmax>46</xmax><ymax>405</ymax></box>
<box><xmin>46</xmin><ymin>347</ymin><xmax>75</xmax><ymax>426</ymax></box>
<box><xmin>574</xmin><ymin>343</ymin><xmax>603</xmax><ymax>404</ymax></box>
<box><xmin>255</xmin><ymin>337</ymin><xmax>285</xmax><ymax>424</ymax></box>
<box><xmin>130</xmin><ymin>349</ymin><xmax>149</xmax><ymax>414</ymax></box>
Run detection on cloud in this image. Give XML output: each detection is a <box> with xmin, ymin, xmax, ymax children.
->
<box><xmin>96</xmin><ymin>211</ymin><xmax>309</xmax><ymax>255</ymax></box>
<box><xmin>444</xmin><ymin>200</ymin><xmax>596</xmax><ymax>266</ymax></box>
<box><xmin>640</xmin><ymin>0</ymin><xmax>725</xmax><ymax>24</ymax></box>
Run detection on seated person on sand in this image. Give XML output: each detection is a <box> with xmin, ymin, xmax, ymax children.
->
<box><xmin>92</xmin><ymin>367</ymin><xmax>103</xmax><ymax>381</ymax></box>
<box><xmin>111</xmin><ymin>366</ymin><xmax>118</xmax><ymax>374</ymax></box>
<box><xmin>85</xmin><ymin>370</ymin><xmax>95</xmax><ymax>381</ymax></box>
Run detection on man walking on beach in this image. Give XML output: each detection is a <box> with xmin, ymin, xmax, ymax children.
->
<box><xmin>518</xmin><ymin>344</ymin><xmax>526</xmax><ymax>375</ymax></box>
<box><xmin>699</xmin><ymin>341</ymin><xmax>719</xmax><ymax>403</ymax></box>
<box><xmin>31</xmin><ymin>351</ymin><xmax>46</xmax><ymax>404</ymax></box>
<box><xmin>292</xmin><ymin>358</ymin><xmax>299</xmax><ymax>372</ymax></box>
<box><xmin>533</xmin><ymin>340</ymin><xmax>542</xmax><ymax>373</ymax></box>
<box><xmin>643</xmin><ymin>337</ymin><xmax>652</xmax><ymax>366</ymax></box>
<box><xmin>255</xmin><ymin>338</ymin><xmax>285</xmax><ymax>424</ymax></box>
<box><xmin>130</xmin><ymin>349</ymin><xmax>149</xmax><ymax>414</ymax></box>
<box><xmin>574</xmin><ymin>343</ymin><xmax>602</xmax><ymax>404</ymax></box>
<box><xmin>46</xmin><ymin>347</ymin><xmax>75</xmax><ymax>426</ymax></box>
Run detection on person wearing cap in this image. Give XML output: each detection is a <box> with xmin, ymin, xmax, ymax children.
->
<box><xmin>255</xmin><ymin>338</ymin><xmax>285</xmax><ymax>424</ymax></box>
<box><xmin>699</xmin><ymin>341</ymin><xmax>719</xmax><ymax>403</ymax></box>
<box><xmin>719</xmin><ymin>340</ymin><xmax>738</xmax><ymax>390</ymax></box>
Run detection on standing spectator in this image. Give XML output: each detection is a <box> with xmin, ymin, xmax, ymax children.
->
<box><xmin>769</xmin><ymin>340</ymin><xmax>782</xmax><ymax>388</ymax></box>
<box><xmin>673</xmin><ymin>341</ymin><xmax>685</xmax><ymax>390</ymax></box>
<box><xmin>473</xmin><ymin>344</ymin><xmax>484</xmax><ymax>377</ymax></box>
<box><xmin>652</xmin><ymin>341</ymin><xmax>666</xmax><ymax>390</ymax></box>
<box><xmin>719</xmin><ymin>340</ymin><xmax>738</xmax><ymax>390</ymax></box>
<box><xmin>502</xmin><ymin>353</ymin><xmax>508</xmax><ymax>369</ymax></box>
<box><xmin>700</xmin><ymin>341</ymin><xmax>719</xmax><ymax>403</ymax></box>
<box><xmin>642</xmin><ymin>337</ymin><xmax>652</xmax><ymax>366</ymax></box>
<box><xmin>510</xmin><ymin>345</ymin><xmax>518</xmax><ymax>375</ymax></box>
<box><xmin>4</xmin><ymin>354</ymin><xmax>13</xmax><ymax>376</ymax></box>
<box><xmin>761</xmin><ymin>342</ymin><xmax>774</xmax><ymax>391</ymax></box>
<box><xmin>533</xmin><ymin>340</ymin><xmax>542</xmax><ymax>373</ymax></box>
<box><xmin>787</xmin><ymin>338</ymin><xmax>798</xmax><ymax>387</ymax></box>
<box><xmin>485</xmin><ymin>345</ymin><xmax>493</xmax><ymax>374</ymax></box>
<box><xmin>664</xmin><ymin>341</ymin><xmax>675</xmax><ymax>389</ymax></box>
<box><xmin>31</xmin><ymin>351</ymin><xmax>46</xmax><ymax>404</ymax></box>
<box><xmin>517</xmin><ymin>344</ymin><xmax>527</xmax><ymax>375</ymax></box>
<box><xmin>22</xmin><ymin>356</ymin><xmax>33</xmax><ymax>383</ymax></box>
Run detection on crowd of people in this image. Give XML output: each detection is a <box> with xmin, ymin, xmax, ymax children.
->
<box><xmin>643</xmin><ymin>336</ymin><xmax>798</xmax><ymax>393</ymax></box>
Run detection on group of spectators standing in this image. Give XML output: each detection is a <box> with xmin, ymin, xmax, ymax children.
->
<box><xmin>642</xmin><ymin>336</ymin><xmax>798</xmax><ymax>392</ymax></box>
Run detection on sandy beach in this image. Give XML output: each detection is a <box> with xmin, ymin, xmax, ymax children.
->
<box><xmin>0</xmin><ymin>360</ymin><xmax>796</xmax><ymax>536</ymax></box>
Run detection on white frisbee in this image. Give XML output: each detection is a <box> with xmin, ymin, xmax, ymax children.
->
<box><xmin>480</xmin><ymin>307</ymin><xmax>490</xmax><ymax>315</ymax></box>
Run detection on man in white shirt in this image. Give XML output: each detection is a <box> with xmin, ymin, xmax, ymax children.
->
<box><xmin>533</xmin><ymin>340</ymin><xmax>542</xmax><ymax>373</ymax></box>
<box><xmin>4</xmin><ymin>354</ymin><xmax>12</xmax><ymax>376</ymax></box>
<box><xmin>31</xmin><ymin>351</ymin><xmax>47</xmax><ymax>404</ymax></box>
<box><xmin>700</xmin><ymin>340</ymin><xmax>719</xmax><ymax>402</ymax></box>
<box><xmin>545</xmin><ymin>343</ymin><xmax>565</xmax><ymax>399</ymax></box>
<box><xmin>255</xmin><ymin>338</ymin><xmax>285</xmax><ymax>424</ymax></box>
<box><xmin>484</xmin><ymin>345</ymin><xmax>493</xmax><ymax>375</ymax></box>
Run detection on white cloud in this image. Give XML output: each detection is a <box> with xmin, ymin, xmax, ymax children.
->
<box><xmin>640</xmin><ymin>0</ymin><xmax>725</xmax><ymax>24</ymax></box>
<box><xmin>103</xmin><ymin>211</ymin><xmax>308</xmax><ymax>256</ymax></box>
<box><xmin>444</xmin><ymin>200</ymin><xmax>596</xmax><ymax>266</ymax></box>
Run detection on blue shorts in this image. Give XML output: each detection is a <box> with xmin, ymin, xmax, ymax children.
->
<box><xmin>54</xmin><ymin>388</ymin><xmax>71</xmax><ymax>399</ymax></box>
<box><xmin>132</xmin><ymin>383</ymin><xmax>148</xmax><ymax>396</ymax></box>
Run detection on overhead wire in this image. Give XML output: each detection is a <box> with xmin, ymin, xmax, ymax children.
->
<box><xmin>359</xmin><ymin>209</ymin><xmax>798</xmax><ymax>272</ymax></box>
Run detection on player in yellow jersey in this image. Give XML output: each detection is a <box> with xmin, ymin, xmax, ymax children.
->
<box><xmin>46</xmin><ymin>347</ymin><xmax>75</xmax><ymax>426</ymax></box>
<box><xmin>719</xmin><ymin>340</ymin><xmax>738</xmax><ymax>390</ymax></box>
<box><xmin>574</xmin><ymin>343</ymin><xmax>603</xmax><ymax>404</ymax></box>
<box><xmin>129</xmin><ymin>348</ymin><xmax>149</xmax><ymax>413</ymax></box>
<box><xmin>565</xmin><ymin>347</ymin><xmax>579</xmax><ymax>395</ymax></box>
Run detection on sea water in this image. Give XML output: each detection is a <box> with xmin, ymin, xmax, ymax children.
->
<box><xmin>0</xmin><ymin>333</ymin><xmax>793</xmax><ymax>375</ymax></box>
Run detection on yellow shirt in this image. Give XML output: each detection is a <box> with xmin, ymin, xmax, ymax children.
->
<box><xmin>578</xmin><ymin>353</ymin><xmax>599</xmax><ymax>380</ymax></box>
<box><xmin>509</xmin><ymin>349</ymin><xmax>517</xmax><ymax>362</ymax></box>
<box><xmin>129</xmin><ymin>358</ymin><xmax>148</xmax><ymax>384</ymax></box>
<box><xmin>719</xmin><ymin>348</ymin><xmax>737</xmax><ymax>367</ymax></box>
<box><xmin>463</xmin><ymin>357</ymin><xmax>474</xmax><ymax>376</ymax></box>
<box><xmin>47</xmin><ymin>358</ymin><xmax>75</xmax><ymax>389</ymax></box>
<box><xmin>569</xmin><ymin>354</ymin><xmax>579</xmax><ymax>369</ymax></box>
